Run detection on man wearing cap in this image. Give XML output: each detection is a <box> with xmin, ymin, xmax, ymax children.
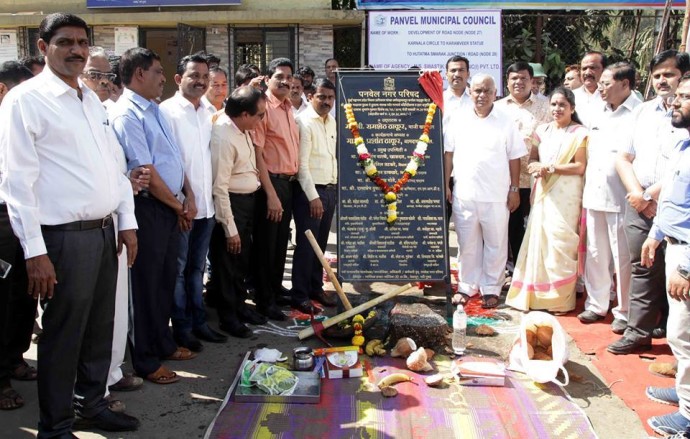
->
<box><xmin>530</xmin><ymin>62</ymin><xmax>547</xmax><ymax>98</ymax></box>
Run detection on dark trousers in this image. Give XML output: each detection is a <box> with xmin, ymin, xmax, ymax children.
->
<box><xmin>624</xmin><ymin>206</ymin><xmax>668</xmax><ymax>341</ymax></box>
<box><xmin>130</xmin><ymin>196</ymin><xmax>179</xmax><ymax>377</ymax></box>
<box><xmin>37</xmin><ymin>224</ymin><xmax>117</xmax><ymax>438</ymax></box>
<box><xmin>291</xmin><ymin>185</ymin><xmax>337</xmax><ymax>304</ymax></box>
<box><xmin>209</xmin><ymin>192</ymin><xmax>255</xmax><ymax>325</ymax></box>
<box><xmin>508</xmin><ymin>188</ymin><xmax>531</xmax><ymax>261</ymax></box>
<box><xmin>251</xmin><ymin>178</ymin><xmax>295</xmax><ymax>309</ymax></box>
<box><xmin>0</xmin><ymin>205</ymin><xmax>34</xmax><ymax>388</ymax></box>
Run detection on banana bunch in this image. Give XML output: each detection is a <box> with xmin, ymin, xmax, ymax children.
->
<box><xmin>365</xmin><ymin>339</ymin><xmax>386</xmax><ymax>357</ymax></box>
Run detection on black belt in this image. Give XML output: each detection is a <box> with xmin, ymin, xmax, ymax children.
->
<box><xmin>667</xmin><ymin>236</ymin><xmax>689</xmax><ymax>246</ymax></box>
<box><xmin>315</xmin><ymin>184</ymin><xmax>337</xmax><ymax>190</ymax></box>
<box><xmin>269</xmin><ymin>173</ymin><xmax>297</xmax><ymax>182</ymax></box>
<box><xmin>42</xmin><ymin>215</ymin><xmax>113</xmax><ymax>232</ymax></box>
<box><xmin>136</xmin><ymin>190</ymin><xmax>180</xmax><ymax>200</ymax></box>
<box><xmin>229</xmin><ymin>191</ymin><xmax>257</xmax><ymax>197</ymax></box>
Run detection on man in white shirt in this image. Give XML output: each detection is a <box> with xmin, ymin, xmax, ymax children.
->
<box><xmin>203</xmin><ymin>65</ymin><xmax>228</xmax><ymax>111</ymax></box>
<box><xmin>442</xmin><ymin>55</ymin><xmax>472</xmax><ymax>133</ymax></box>
<box><xmin>580</xmin><ymin>62</ymin><xmax>642</xmax><ymax>334</ymax></box>
<box><xmin>495</xmin><ymin>61</ymin><xmax>551</xmax><ymax>264</ymax></box>
<box><xmin>290</xmin><ymin>74</ymin><xmax>309</xmax><ymax>116</ymax></box>
<box><xmin>292</xmin><ymin>78</ymin><xmax>339</xmax><ymax>308</ymax></box>
<box><xmin>609</xmin><ymin>50</ymin><xmax>690</xmax><ymax>354</ymax></box>
<box><xmin>0</xmin><ymin>13</ymin><xmax>139</xmax><ymax>436</ymax></box>
<box><xmin>573</xmin><ymin>51</ymin><xmax>607</xmax><ymax>127</ymax></box>
<box><xmin>160</xmin><ymin>54</ymin><xmax>227</xmax><ymax>352</ymax></box>
<box><xmin>444</xmin><ymin>73</ymin><xmax>527</xmax><ymax>309</ymax></box>
<box><xmin>81</xmin><ymin>48</ymin><xmax>115</xmax><ymax>104</ymax></box>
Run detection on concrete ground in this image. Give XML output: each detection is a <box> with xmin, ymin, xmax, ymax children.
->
<box><xmin>1</xmin><ymin>226</ymin><xmax>651</xmax><ymax>439</ymax></box>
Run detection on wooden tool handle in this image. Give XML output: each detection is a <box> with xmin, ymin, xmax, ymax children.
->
<box><xmin>298</xmin><ymin>283</ymin><xmax>413</xmax><ymax>340</ymax></box>
<box><xmin>304</xmin><ymin>230</ymin><xmax>352</xmax><ymax>310</ymax></box>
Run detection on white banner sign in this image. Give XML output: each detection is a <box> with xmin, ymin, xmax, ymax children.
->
<box><xmin>0</xmin><ymin>30</ymin><xmax>18</xmax><ymax>64</ymax></box>
<box><xmin>368</xmin><ymin>10</ymin><xmax>503</xmax><ymax>91</ymax></box>
<box><xmin>114</xmin><ymin>27</ymin><xmax>139</xmax><ymax>55</ymax></box>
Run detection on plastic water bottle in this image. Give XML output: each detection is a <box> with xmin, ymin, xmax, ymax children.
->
<box><xmin>452</xmin><ymin>304</ymin><xmax>467</xmax><ymax>355</ymax></box>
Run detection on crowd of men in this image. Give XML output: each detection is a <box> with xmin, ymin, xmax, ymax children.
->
<box><xmin>1</xmin><ymin>10</ymin><xmax>690</xmax><ymax>439</ymax></box>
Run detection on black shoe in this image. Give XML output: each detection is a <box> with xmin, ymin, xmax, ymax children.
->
<box><xmin>78</xmin><ymin>408</ymin><xmax>140</xmax><ymax>432</ymax></box>
<box><xmin>275</xmin><ymin>294</ymin><xmax>292</xmax><ymax>306</ymax></box>
<box><xmin>577</xmin><ymin>310</ymin><xmax>605</xmax><ymax>323</ymax></box>
<box><xmin>652</xmin><ymin>327</ymin><xmax>667</xmax><ymax>339</ymax></box>
<box><xmin>238</xmin><ymin>307</ymin><xmax>268</xmax><ymax>325</ymax></box>
<box><xmin>310</xmin><ymin>290</ymin><xmax>338</xmax><ymax>307</ymax></box>
<box><xmin>292</xmin><ymin>300</ymin><xmax>320</xmax><ymax>315</ymax></box>
<box><xmin>279</xmin><ymin>286</ymin><xmax>291</xmax><ymax>296</ymax></box>
<box><xmin>193</xmin><ymin>325</ymin><xmax>228</xmax><ymax>343</ymax></box>
<box><xmin>607</xmin><ymin>336</ymin><xmax>652</xmax><ymax>355</ymax></box>
<box><xmin>218</xmin><ymin>320</ymin><xmax>252</xmax><ymax>338</ymax></box>
<box><xmin>257</xmin><ymin>305</ymin><xmax>287</xmax><ymax>321</ymax></box>
<box><xmin>611</xmin><ymin>318</ymin><xmax>627</xmax><ymax>335</ymax></box>
<box><xmin>174</xmin><ymin>332</ymin><xmax>204</xmax><ymax>352</ymax></box>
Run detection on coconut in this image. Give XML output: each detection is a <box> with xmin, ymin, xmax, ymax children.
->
<box><xmin>536</xmin><ymin>325</ymin><xmax>553</xmax><ymax>348</ymax></box>
<box><xmin>406</xmin><ymin>347</ymin><xmax>433</xmax><ymax>372</ymax></box>
<box><xmin>390</xmin><ymin>337</ymin><xmax>417</xmax><ymax>358</ymax></box>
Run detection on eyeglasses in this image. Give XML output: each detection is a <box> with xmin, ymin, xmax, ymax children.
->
<box><xmin>82</xmin><ymin>70</ymin><xmax>117</xmax><ymax>82</ymax></box>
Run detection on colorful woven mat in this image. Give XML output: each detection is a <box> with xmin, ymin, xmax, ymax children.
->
<box><xmin>206</xmin><ymin>356</ymin><xmax>596</xmax><ymax>439</ymax></box>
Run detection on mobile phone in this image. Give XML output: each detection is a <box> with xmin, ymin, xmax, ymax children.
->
<box><xmin>0</xmin><ymin>258</ymin><xmax>12</xmax><ymax>279</ymax></box>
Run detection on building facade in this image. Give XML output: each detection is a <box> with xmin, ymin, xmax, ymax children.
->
<box><xmin>0</xmin><ymin>0</ymin><xmax>363</xmax><ymax>96</ymax></box>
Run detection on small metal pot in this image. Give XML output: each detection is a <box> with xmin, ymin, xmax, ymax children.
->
<box><xmin>293</xmin><ymin>347</ymin><xmax>315</xmax><ymax>371</ymax></box>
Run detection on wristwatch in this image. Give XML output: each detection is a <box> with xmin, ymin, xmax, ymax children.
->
<box><xmin>547</xmin><ymin>164</ymin><xmax>556</xmax><ymax>174</ymax></box>
<box><xmin>509</xmin><ymin>185</ymin><xmax>519</xmax><ymax>193</ymax></box>
<box><xmin>678</xmin><ymin>265</ymin><xmax>690</xmax><ymax>281</ymax></box>
<box><xmin>642</xmin><ymin>190</ymin><xmax>653</xmax><ymax>202</ymax></box>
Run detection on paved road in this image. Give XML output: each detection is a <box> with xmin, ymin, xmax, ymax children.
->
<box><xmin>1</xmin><ymin>227</ymin><xmax>649</xmax><ymax>439</ymax></box>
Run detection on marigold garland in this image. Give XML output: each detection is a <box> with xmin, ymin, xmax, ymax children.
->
<box><xmin>344</xmin><ymin>102</ymin><xmax>437</xmax><ymax>225</ymax></box>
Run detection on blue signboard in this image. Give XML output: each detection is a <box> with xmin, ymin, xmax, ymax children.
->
<box><xmin>356</xmin><ymin>0</ymin><xmax>684</xmax><ymax>9</ymax></box>
<box><xmin>87</xmin><ymin>0</ymin><xmax>240</xmax><ymax>7</ymax></box>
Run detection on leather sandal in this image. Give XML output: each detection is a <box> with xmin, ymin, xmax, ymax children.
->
<box><xmin>10</xmin><ymin>361</ymin><xmax>37</xmax><ymax>381</ymax></box>
<box><xmin>481</xmin><ymin>295</ymin><xmax>500</xmax><ymax>309</ymax></box>
<box><xmin>165</xmin><ymin>347</ymin><xmax>197</xmax><ymax>361</ymax></box>
<box><xmin>146</xmin><ymin>366</ymin><xmax>180</xmax><ymax>385</ymax></box>
<box><xmin>0</xmin><ymin>387</ymin><xmax>24</xmax><ymax>410</ymax></box>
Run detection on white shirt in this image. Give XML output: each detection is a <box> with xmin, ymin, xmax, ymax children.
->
<box><xmin>624</xmin><ymin>97</ymin><xmax>688</xmax><ymax>188</ymax></box>
<box><xmin>0</xmin><ymin>68</ymin><xmax>136</xmax><ymax>258</ymax></box>
<box><xmin>442</xmin><ymin>87</ymin><xmax>472</xmax><ymax>135</ymax></box>
<box><xmin>583</xmin><ymin>92</ymin><xmax>642</xmax><ymax>212</ymax></box>
<box><xmin>291</xmin><ymin>100</ymin><xmax>309</xmax><ymax>117</ymax></box>
<box><xmin>159</xmin><ymin>92</ymin><xmax>215</xmax><ymax>219</ymax></box>
<box><xmin>296</xmin><ymin>106</ymin><xmax>337</xmax><ymax>201</ymax></box>
<box><xmin>444</xmin><ymin>105</ymin><xmax>527</xmax><ymax>202</ymax></box>
<box><xmin>103</xmin><ymin>98</ymin><xmax>117</xmax><ymax>113</ymax></box>
<box><xmin>573</xmin><ymin>86</ymin><xmax>604</xmax><ymax>128</ymax></box>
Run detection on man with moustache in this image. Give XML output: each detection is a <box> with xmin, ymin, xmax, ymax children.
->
<box><xmin>495</xmin><ymin>61</ymin><xmax>550</xmax><ymax>265</ymax></box>
<box><xmin>203</xmin><ymin>66</ymin><xmax>229</xmax><ymax>111</ymax></box>
<box><xmin>442</xmin><ymin>55</ymin><xmax>472</xmax><ymax>132</ymax></box>
<box><xmin>0</xmin><ymin>13</ymin><xmax>140</xmax><ymax>436</ymax></box>
<box><xmin>160</xmin><ymin>54</ymin><xmax>227</xmax><ymax>352</ymax></box>
<box><xmin>609</xmin><ymin>50</ymin><xmax>690</xmax><ymax>355</ymax></box>
<box><xmin>81</xmin><ymin>49</ymin><xmax>148</xmax><ymax>406</ymax></box>
<box><xmin>0</xmin><ymin>61</ymin><xmax>34</xmax><ymax>412</ymax></box>
<box><xmin>579</xmin><ymin>62</ymin><xmax>641</xmax><ymax>333</ymax></box>
<box><xmin>574</xmin><ymin>51</ymin><xmax>607</xmax><ymax>127</ymax></box>
<box><xmin>209</xmin><ymin>86</ymin><xmax>268</xmax><ymax>338</ymax></box>
<box><xmin>251</xmin><ymin>58</ymin><xmax>304</xmax><ymax>318</ymax></box>
<box><xmin>444</xmin><ymin>73</ymin><xmax>527</xmax><ymax>309</ymax></box>
<box><xmin>641</xmin><ymin>74</ymin><xmax>690</xmax><ymax>437</ymax></box>
<box><xmin>289</xmin><ymin>74</ymin><xmax>308</xmax><ymax>116</ymax></box>
<box><xmin>111</xmin><ymin>47</ymin><xmax>197</xmax><ymax>386</ymax></box>
<box><xmin>291</xmin><ymin>78</ymin><xmax>339</xmax><ymax>309</ymax></box>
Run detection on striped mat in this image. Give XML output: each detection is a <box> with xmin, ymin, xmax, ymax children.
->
<box><xmin>205</xmin><ymin>356</ymin><xmax>597</xmax><ymax>439</ymax></box>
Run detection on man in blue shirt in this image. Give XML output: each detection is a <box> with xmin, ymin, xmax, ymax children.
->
<box><xmin>642</xmin><ymin>74</ymin><xmax>690</xmax><ymax>437</ymax></box>
<box><xmin>111</xmin><ymin>47</ymin><xmax>197</xmax><ymax>386</ymax></box>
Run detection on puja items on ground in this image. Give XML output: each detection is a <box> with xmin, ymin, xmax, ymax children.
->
<box><xmin>325</xmin><ymin>350</ymin><xmax>363</xmax><ymax>379</ymax></box>
<box><xmin>240</xmin><ymin>360</ymin><xmax>299</xmax><ymax>396</ymax></box>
